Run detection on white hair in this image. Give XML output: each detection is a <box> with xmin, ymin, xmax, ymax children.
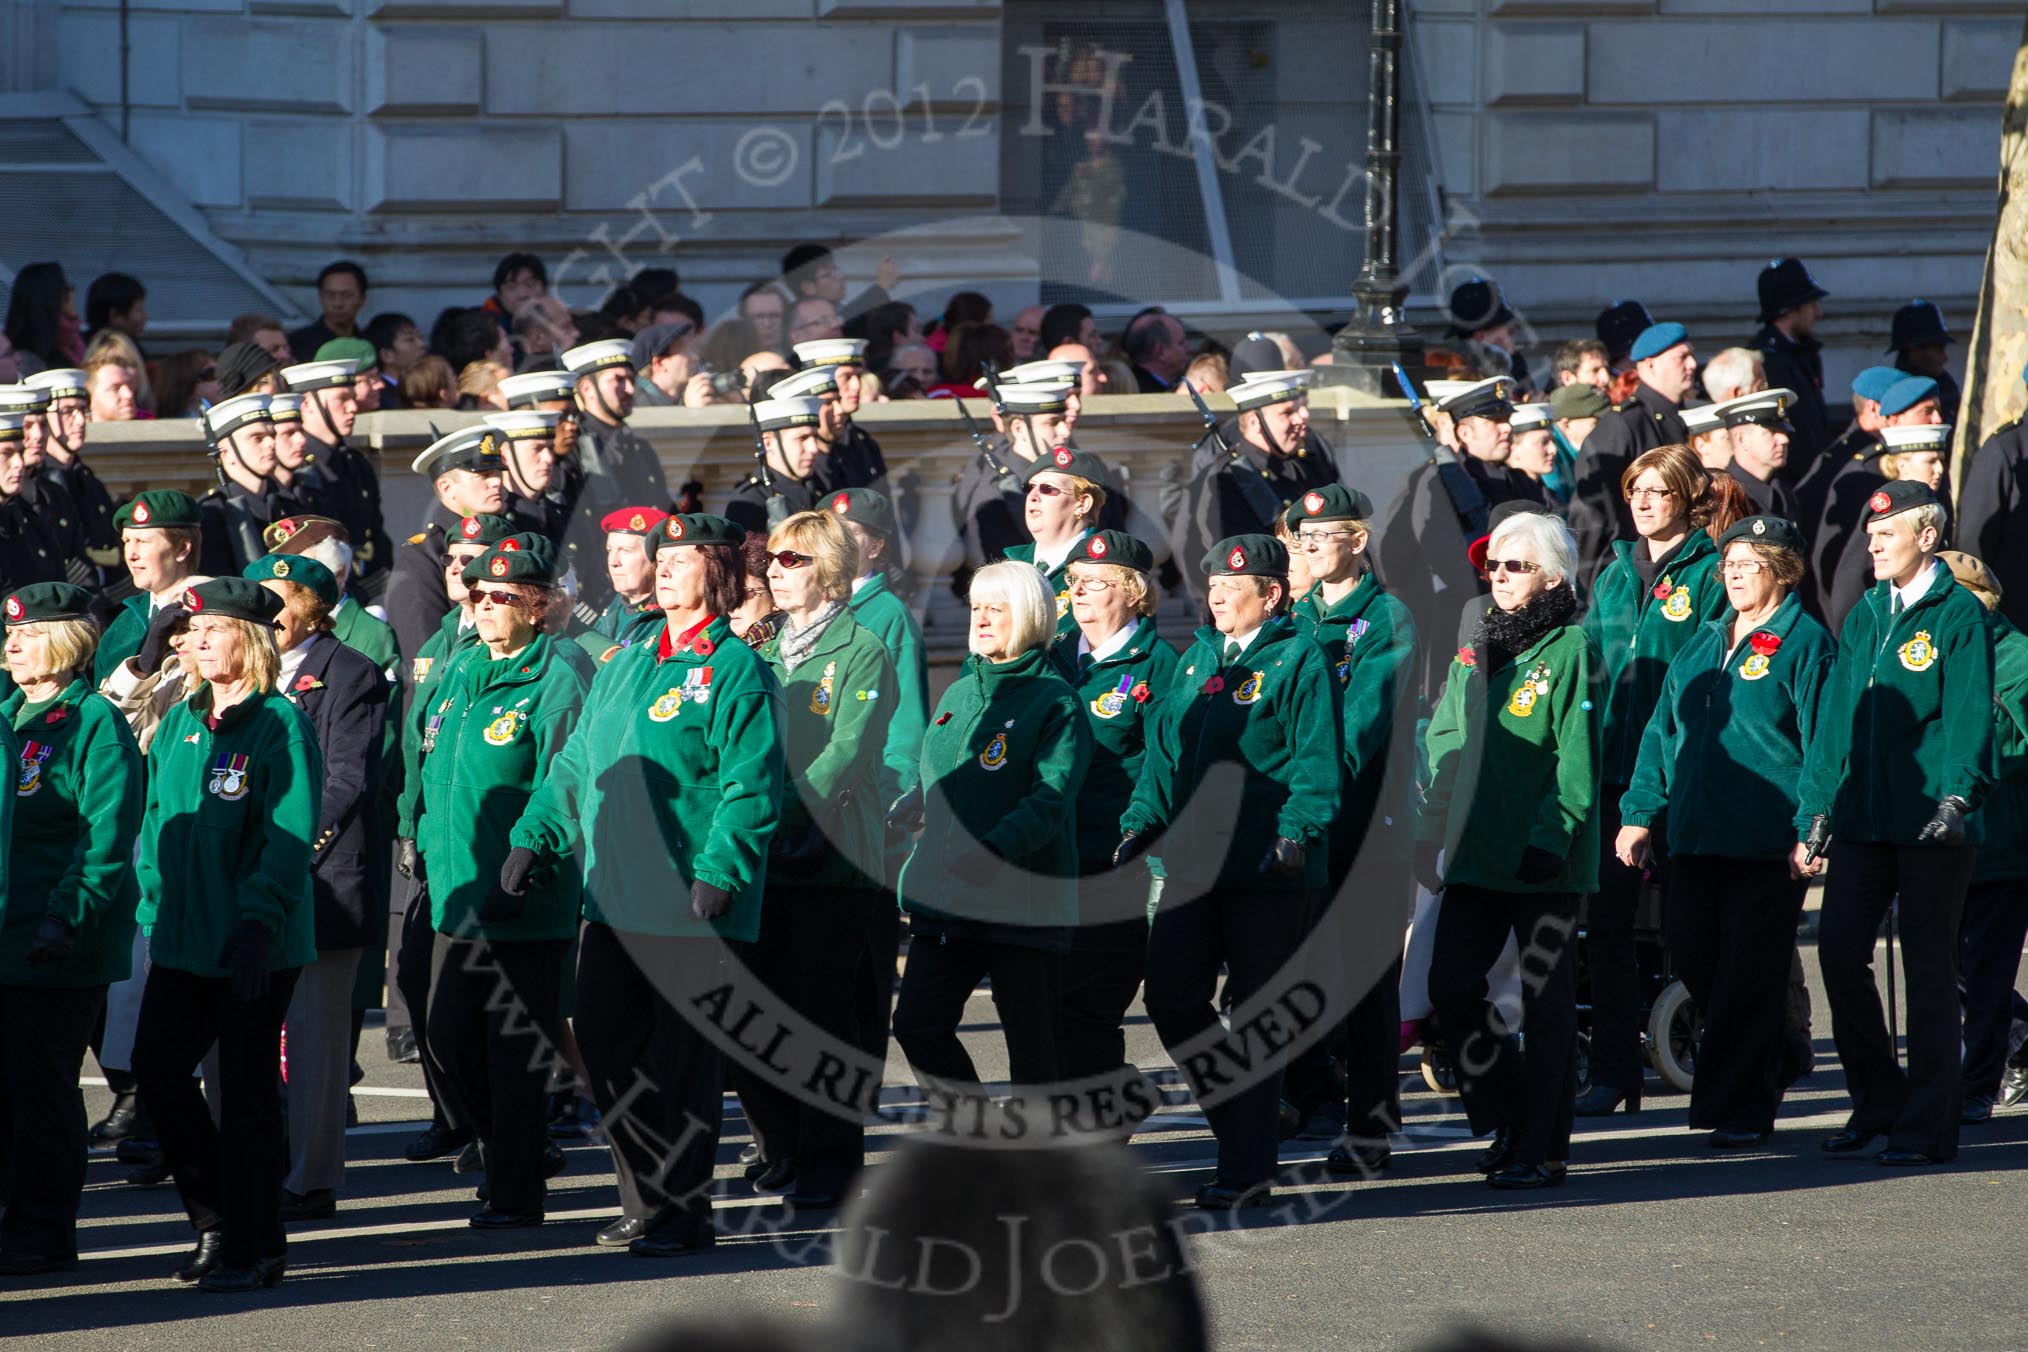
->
<box><xmin>1488</xmin><ymin>511</ymin><xmax>1577</xmax><ymax>587</ymax></box>
<box><xmin>967</xmin><ymin>560</ymin><xmax>1056</xmax><ymax>658</ymax></box>
<box><xmin>300</xmin><ymin>537</ymin><xmax>354</xmax><ymax>591</ymax></box>
<box><xmin>1702</xmin><ymin>347</ymin><xmax>1765</xmax><ymax>403</ymax></box>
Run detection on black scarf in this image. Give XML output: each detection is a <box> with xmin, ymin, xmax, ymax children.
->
<box><xmin>1474</xmin><ymin>583</ymin><xmax>1579</xmax><ymax>672</ymax></box>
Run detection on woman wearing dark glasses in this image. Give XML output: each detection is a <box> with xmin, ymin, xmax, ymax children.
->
<box><xmin>1007</xmin><ymin>444</ymin><xmax>1113</xmax><ymax>634</ymax></box>
<box><xmin>732</xmin><ymin>510</ymin><xmax>894</xmax><ymax>1208</ymax></box>
<box><xmin>1575</xmin><ymin>444</ymin><xmax>1731</xmax><ymax>1117</ymax></box>
<box><xmin>1418</xmin><ymin>510</ymin><xmax>1598</xmax><ymax>1190</ymax></box>
<box><xmin>1617</xmin><ymin>515</ymin><xmax>1835</xmax><ymax>1147</ymax></box>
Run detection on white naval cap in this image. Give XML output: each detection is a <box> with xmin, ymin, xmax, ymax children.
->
<box><xmin>281</xmin><ymin>359</ymin><xmax>357</xmax><ymax>392</ymax></box>
<box><xmin>560</xmin><ymin>339</ymin><xmax>634</xmax><ymax>376</ymax></box>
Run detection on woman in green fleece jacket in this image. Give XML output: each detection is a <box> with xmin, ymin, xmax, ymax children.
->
<box><xmin>1617</xmin><ymin>516</ymin><xmax>1836</xmax><ymax>1146</ymax></box>
<box><xmin>0</xmin><ymin>583</ymin><xmax>144</xmax><ymax>1275</ymax></box>
<box><xmin>131</xmin><ymin>577</ymin><xmax>323</xmax><ymax>1293</ymax></box>
<box><xmin>1418</xmin><ymin>509</ymin><xmax>1597</xmax><ymax>1191</ymax></box>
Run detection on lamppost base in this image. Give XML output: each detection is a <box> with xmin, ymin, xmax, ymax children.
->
<box><xmin>1317</xmin><ymin>324</ymin><xmax>1430</xmax><ymax>397</ymax></box>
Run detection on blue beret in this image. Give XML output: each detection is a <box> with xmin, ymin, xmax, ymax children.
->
<box><xmin>1629</xmin><ymin>322</ymin><xmax>1688</xmax><ymax>363</ymax></box>
<box><xmin>1850</xmin><ymin>366</ymin><xmax>1903</xmax><ymax>403</ymax></box>
<box><xmin>1878</xmin><ymin>375</ymin><xmax>1938</xmax><ymax>418</ymax></box>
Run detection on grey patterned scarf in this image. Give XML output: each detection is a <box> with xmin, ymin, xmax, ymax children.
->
<box><xmin>779</xmin><ymin>600</ymin><xmax>845</xmax><ymax>672</ymax></box>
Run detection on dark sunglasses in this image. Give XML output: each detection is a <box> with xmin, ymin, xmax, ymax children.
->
<box><xmin>1484</xmin><ymin>559</ymin><xmax>1542</xmax><ymax>576</ymax></box>
<box><xmin>770</xmin><ymin>550</ymin><xmax>813</xmax><ymax>569</ymax></box>
<box><xmin>470</xmin><ymin>589</ymin><xmax>528</xmax><ymax>607</ymax></box>
<box><xmin>1029</xmin><ymin>481</ymin><xmax>1067</xmax><ymax>498</ymax></box>
<box><xmin>199</xmin><ymin>366</ymin><xmax>217</xmax><ymax>381</ymax></box>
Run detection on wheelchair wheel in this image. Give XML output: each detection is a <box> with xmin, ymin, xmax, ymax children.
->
<box><xmin>1419</xmin><ymin>1044</ymin><xmax>1457</xmax><ymax>1096</ymax></box>
<box><xmin>1648</xmin><ymin>980</ymin><xmax>1698</xmax><ymax>1092</ymax></box>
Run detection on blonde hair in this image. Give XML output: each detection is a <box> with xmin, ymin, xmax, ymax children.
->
<box><xmin>86</xmin><ymin>330</ymin><xmax>153</xmax><ymax>410</ymax></box>
<box><xmin>1069</xmin><ymin>560</ymin><xmax>1153</xmax><ymax>616</ymax></box>
<box><xmin>195</xmin><ymin>616</ymin><xmax>281</xmax><ymax>695</ymax></box>
<box><xmin>1879</xmin><ymin>449</ymin><xmax>1942</xmax><ymax>483</ymax></box>
<box><xmin>1030</xmin><ymin>471</ymin><xmax>1107</xmax><ymax>528</ymax></box>
<box><xmin>14</xmin><ymin>618</ymin><xmax>98</xmax><ymax>681</ymax></box>
<box><xmin>968</xmin><ymin>560</ymin><xmax>1056</xmax><ymax>657</ymax></box>
<box><xmin>768</xmin><ymin>510</ymin><xmax>860</xmax><ymax>604</ymax></box>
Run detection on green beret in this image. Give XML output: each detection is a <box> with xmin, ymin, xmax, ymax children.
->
<box><xmin>1550</xmin><ymin>383</ymin><xmax>1609</xmax><ymax>421</ymax></box>
<box><xmin>1021</xmin><ymin>444</ymin><xmax>1110</xmax><ymax>487</ymax></box>
<box><xmin>450</xmin><ymin>514</ymin><xmax>520</xmax><ymax>549</ymax></box>
<box><xmin>1202</xmin><ymin>533</ymin><xmax>1287</xmax><ymax>578</ymax></box>
<box><xmin>1071</xmin><ymin>529</ymin><xmax>1154</xmax><ymax>573</ymax></box>
<box><xmin>656</xmin><ymin>513</ymin><xmax>746</xmax><ymax>551</ymax></box>
<box><xmin>114</xmin><ymin>489</ymin><xmax>201</xmax><ymax>532</ymax></box>
<box><xmin>1282</xmin><ymin>483</ymin><xmax>1374</xmax><ymax>529</ymax></box>
<box><xmin>1715</xmin><ymin>515</ymin><xmax>1806</xmax><ymax>558</ymax></box>
<box><xmin>463</xmin><ymin>538</ymin><xmax>557</xmax><ymax>586</ymax></box>
<box><xmin>181</xmin><ymin>577</ymin><xmax>284</xmax><ymax>625</ymax></box>
<box><xmin>315</xmin><ymin>337</ymin><xmax>379</xmax><ymax>374</ymax></box>
<box><xmin>244</xmin><ymin>553</ymin><xmax>339</xmax><ymax>608</ymax></box>
<box><xmin>1864</xmin><ymin>479</ymin><xmax>1940</xmax><ymax>525</ymax></box>
<box><xmin>825</xmin><ymin>487</ymin><xmax>896</xmax><ymax>539</ymax></box>
<box><xmin>3</xmin><ymin>582</ymin><xmax>94</xmax><ymax>625</ymax></box>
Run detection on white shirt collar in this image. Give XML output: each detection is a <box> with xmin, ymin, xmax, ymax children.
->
<box><xmin>1078</xmin><ymin>620</ymin><xmax>1139</xmax><ymax>664</ymax></box>
<box><xmin>279</xmin><ymin>632</ymin><xmax>320</xmax><ymax>684</ymax></box>
<box><xmin>851</xmin><ymin>574</ymin><xmax>874</xmax><ymax>595</ymax></box>
<box><xmin>1892</xmin><ymin>559</ymin><xmax>1939</xmax><ymax>613</ymax></box>
<box><xmin>1032</xmin><ymin>530</ymin><xmax>1090</xmax><ymax>575</ymax></box>
<box><xmin>1222</xmin><ymin>624</ymin><xmax>1262</xmax><ymax>656</ymax></box>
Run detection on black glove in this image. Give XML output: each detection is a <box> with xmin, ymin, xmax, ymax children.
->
<box><xmin>690</xmin><ymin>880</ymin><xmax>733</xmax><ymax>922</ymax></box>
<box><xmin>396</xmin><ymin>837</ymin><xmax>420</xmax><ymax>880</ymax></box>
<box><xmin>885</xmin><ymin>786</ymin><xmax>925</xmax><ymax>835</ymax></box>
<box><xmin>1414</xmin><ymin>840</ymin><xmax>1444</xmax><ymax>893</ymax></box>
<box><xmin>498</xmin><ymin>846</ymin><xmax>539</xmax><ymax>897</ymax></box>
<box><xmin>1801</xmin><ymin>814</ymin><xmax>1832</xmax><ymax>866</ymax></box>
<box><xmin>134</xmin><ymin>604</ymin><xmax>188</xmax><ymax>677</ymax></box>
<box><xmin>478</xmin><ymin>884</ymin><xmax>525</xmax><ymax>926</ymax></box>
<box><xmin>24</xmin><ymin>914</ymin><xmax>75</xmax><ymax>967</ymax></box>
<box><xmin>1917</xmin><ymin>796</ymin><xmax>1970</xmax><ymax>847</ymax></box>
<box><xmin>1516</xmin><ymin>845</ymin><xmax>1563</xmax><ymax>885</ymax></box>
<box><xmin>1258</xmin><ymin>836</ymin><xmax>1306</xmax><ymax>879</ymax></box>
<box><xmin>951</xmin><ymin>843</ymin><xmax>1001</xmax><ymax>886</ymax></box>
<box><xmin>1113</xmin><ymin>831</ymin><xmax>1148</xmax><ymax>869</ymax></box>
<box><xmin>219</xmin><ymin>919</ymin><xmax>272</xmax><ymax>1003</ymax></box>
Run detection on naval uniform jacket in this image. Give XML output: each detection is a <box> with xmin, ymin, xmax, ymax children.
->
<box><xmin>283</xmin><ymin>636</ymin><xmax>390</xmax><ymax>952</ymax></box>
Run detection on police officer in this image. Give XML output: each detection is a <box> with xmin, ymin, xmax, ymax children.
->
<box><xmin>132</xmin><ymin>576</ymin><xmax>321</xmax><ymax>1291</ymax></box>
<box><xmin>1569</xmin><ymin>322</ymin><xmax>1698</xmax><ymax>580</ymax></box>
<box><xmin>1953</xmin><ymin>361</ymin><xmax>2028</xmax><ymax>628</ymax></box>
<box><xmin>0</xmin><ymin>582</ymin><xmax>144</xmax><ymax>1275</ymax></box>
<box><xmin>724</xmin><ymin>395</ymin><xmax>827</xmax><ymax>534</ymax></box>
<box><xmin>284</xmin><ymin>354</ymin><xmax>393</xmax><ymax>603</ymax></box>
<box><xmin>1446</xmin><ymin>276</ymin><xmax>1532</xmax><ymax>393</ymax></box>
<box><xmin>386</xmin><ymin>425</ymin><xmax>508</xmax><ymax>665</ymax></box>
<box><xmin>1795</xmin><ymin>480</ymin><xmax>1993</xmax><ymax>1165</ymax></box>
<box><xmin>1119</xmin><ymin>533</ymin><xmax>1340</xmax><ymax>1209</ymax></box>
<box><xmin>24</xmin><ymin>369</ymin><xmax>117</xmax><ymax>582</ymax></box>
<box><xmin>1750</xmin><ymin>258</ymin><xmax>1830</xmax><ymax>466</ymax></box>
<box><xmin>793</xmin><ymin>339</ymin><xmax>888</xmax><ymax>494</ymax></box>
<box><xmin>1887</xmin><ymin>299</ymin><xmax>1961</xmax><ymax>424</ymax></box>
<box><xmin>416</xmin><ymin>538</ymin><xmax>588</xmax><ymax>1229</ymax></box>
<box><xmin>197</xmin><ymin>393</ymin><xmax>289</xmax><ymax>578</ymax></box>
<box><xmin>504</xmin><ymin>512</ymin><xmax>784</xmax><ymax>1257</ymax></box>
<box><xmin>1719</xmin><ymin>389</ymin><xmax>1801</xmax><ymax>521</ymax></box>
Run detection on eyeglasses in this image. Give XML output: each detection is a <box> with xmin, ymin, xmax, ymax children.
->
<box><xmin>1484</xmin><ymin>559</ymin><xmax>1542</xmax><ymax>576</ymax></box>
<box><xmin>770</xmin><ymin>550</ymin><xmax>813</xmax><ymax>569</ymax></box>
<box><xmin>1298</xmin><ymin>528</ymin><xmax>1357</xmax><ymax>546</ymax></box>
<box><xmin>1029</xmin><ymin>482</ymin><xmax>1067</xmax><ymax>498</ymax></box>
<box><xmin>1626</xmin><ymin>487</ymin><xmax>1678</xmax><ymax>504</ymax></box>
<box><xmin>1068</xmin><ymin>574</ymin><xmax>1114</xmax><ymax>593</ymax></box>
<box><xmin>470</xmin><ymin>589</ymin><xmax>527</xmax><ymax>607</ymax></box>
<box><xmin>1719</xmin><ymin>559</ymin><xmax>1767</xmax><ymax>576</ymax></box>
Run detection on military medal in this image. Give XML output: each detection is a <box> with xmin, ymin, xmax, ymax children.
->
<box><xmin>686</xmin><ymin>666</ymin><xmax>714</xmax><ymax>703</ymax></box>
<box><xmin>207</xmin><ymin>752</ymin><xmax>252</xmax><ymax>800</ymax></box>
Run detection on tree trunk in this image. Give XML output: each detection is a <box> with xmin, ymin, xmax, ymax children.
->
<box><xmin>1955</xmin><ymin>22</ymin><xmax>2028</xmax><ymax>480</ymax></box>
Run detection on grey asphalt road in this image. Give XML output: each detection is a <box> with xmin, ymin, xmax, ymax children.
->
<box><xmin>6</xmin><ymin>925</ymin><xmax>2025</xmax><ymax>1352</ymax></box>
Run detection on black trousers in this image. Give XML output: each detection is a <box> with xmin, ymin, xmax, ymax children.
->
<box><xmin>893</xmin><ymin>926</ymin><xmax>1062</xmax><ymax>1089</ymax></box>
<box><xmin>132</xmin><ymin>963</ymin><xmax>301</xmax><ymax>1267</ymax></box>
<box><xmin>0</xmin><ymin>984</ymin><xmax>105</xmax><ymax>1260</ymax></box>
<box><xmin>574</xmin><ymin>922</ymin><xmax>724</xmax><ymax>1242</ymax></box>
<box><xmin>1143</xmin><ymin>887</ymin><xmax>1312</xmax><ymax>1189</ymax></box>
<box><xmin>1583</xmin><ymin>795</ymin><xmax>1649</xmax><ymax>1093</ymax></box>
<box><xmin>1959</xmin><ymin>877</ymin><xmax>2028</xmax><ymax>1100</ymax></box>
<box><xmin>854</xmin><ymin>897</ymin><xmax>901</xmax><ymax>1072</ymax></box>
<box><xmin>1664</xmin><ymin>855</ymin><xmax>1807</xmax><ymax>1134</ymax></box>
<box><xmin>394</xmin><ymin>879</ymin><xmax>456</xmax><ymax>1132</ymax></box>
<box><xmin>1056</xmin><ymin>868</ymin><xmax>1153</xmax><ymax>1081</ymax></box>
<box><xmin>424</xmin><ymin>932</ymin><xmax>565</xmax><ymax>1215</ymax></box>
<box><xmin>730</xmin><ymin>884</ymin><xmax>879</xmax><ymax>1192</ymax></box>
<box><xmin>1428</xmin><ymin>885</ymin><xmax>1580</xmax><ymax>1167</ymax></box>
<box><xmin>1818</xmin><ymin>840</ymin><xmax>1974</xmax><ymax>1159</ymax></box>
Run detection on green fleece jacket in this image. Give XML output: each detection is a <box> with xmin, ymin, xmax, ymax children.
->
<box><xmin>1584</xmin><ymin>530</ymin><xmax>1727</xmax><ymax>786</ymax></box>
<box><xmin>1047</xmin><ymin>615</ymin><xmax>1182</xmax><ymax>875</ymax></box>
<box><xmin>1972</xmin><ymin>612</ymin><xmax>2028</xmax><ymax>881</ymax></box>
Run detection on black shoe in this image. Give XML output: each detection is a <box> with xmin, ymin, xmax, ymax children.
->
<box><xmin>1476</xmin><ymin>1129</ymin><xmax>1514</xmax><ymax>1175</ymax></box>
<box><xmin>198</xmin><ymin>1256</ymin><xmax>285</xmax><ymax>1293</ymax></box>
<box><xmin>1708</xmin><ymin>1130</ymin><xmax>1770</xmax><ymax>1149</ymax></box>
<box><xmin>1876</xmin><ymin>1148</ymin><xmax>1941</xmax><ymax>1166</ymax></box>
<box><xmin>2001</xmin><ymin>1065</ymin><xmax>2028</xmax><ymax>1108</ymax></box>
<box><xmin>1295</xmin><ymin>1103</ymin><xmax>1349</xmax><ymax>1142</ymax></box>
<box><xmin>629</xmin><ymin>1230</ymin><xmax>714</xmax><ymax>1258</ymax></box>
<box><xmin>453</xmin><ymin>1142</ymin><xmax>484</xmax><ymax>1174</ymax></box>
<box><xmin>785</xmin><ymin>1184</ymin><xmax>843</xmax><ymax>1209</ymax></box>
<box><xmin>751</xmin><ymin>1159</ymin><xmax>796</xmax><ymax>1193</ymax></box>
<box><xmin>90</xmin><ymin>1099</ymin><xmax>146</xmax><ymax>1145</ymax></box>
<box><xmin>0</xmin><ymin>1251</ymin><xmax>77</xmax><ymax>1277</ymax></box>
<box><xmin>125</xmin><ymin>1158</ymin><xmax>172</xmax><ymax>1187</ymax></box>
<box><xmin>1487</xmin><ymin>1162</ymin><xmax>1565</xmax><ymax>1190</ymax></box>
<box><xmin>1961</xmin><ymin>1094</ymin><xmax>1995</xmax><ymax>1125</ymax></box>
<box><xmin>476</xmin><ymin>1144</ymin><xmax>566</xmax><ymax>1203</ymax></box>
<box><xmin>1323</xmin><ymin>1142</ymin><xmax>1392</xmax><ymax>1176</ymax></box>
<box><xmin>596</xmin><ymin>1216</ymin><xmax>648</xmax><ymax>1249</ymax></box>
<box><xmin>1573</xmin><ymin>1084</ymin><xmax>1640</xmax><ymax>1117</ymax></box>
<box><xmin>741</xmin><ymin>1158</ymin><xmax>773</xmax><ymax>1183</ymax></box>
<box><xmin>1274</xmin><ymin>1099</ymin><xmax>1304</xmax><ymax>1141</ymax></box>
<box><xmin>386</xmin><ymin>1028</ymin><xmax>420</xmax><ymax>1064</ymax></box>
<box><xmin>1821</xmin><ymin>1129</ymin><xmax>1878</xmax><ymax>1154</ymax></box>
<box><xmin>470</xmin><ymin>1209</ymin><xmax>544</xmax><ymax>1229</ymax></box>
<box><xmin>1194</xmin><ymin>1181</ymin><xmax>1273</xmax><ymax>1211</ymax></box>
<box><xmin>547</xmin><ymin>1097</ymin><xmax>599</xmax><ymax>1141</ymax></box>
<box><xmin>738</xmin><ymin>1141</ymin><xmax>763</xmax><ymax>1166</ymax></box>
<box><xmin>280</xmin><ymin>1189</ymin><xmax>336</xmax><ymax>1222</ymax></box>
<box><xmin>403</xmin><ymin>1124</ymin><xmax>473</xmax><ymax>1163</ymax></box>
<box><xmin>115</xmin><ymin>1137</ymin><xmax>162</xmax><ymax>1166</ymax></box>
<box><xmin>172</xmin><ymin>1232</ymin><xmax>226</xmax><ymax>1283</ymax></box>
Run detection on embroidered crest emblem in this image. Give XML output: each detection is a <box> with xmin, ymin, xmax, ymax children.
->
<box><xmin>1088</xmin><ymin>535</ymin><xmax>1108</xmax><ymax>558</ymax></box>
<box><xmin>649</xmin><ymin>688</ymin><xmax>684</xmax><ymax>722</ymax></box>
<box><xmin>1661</xmin><ymin>585</ymin><xmax>1693</xmax><ymax>621</ymax></box>
<box><xmin>1898</xmin><ymin>629</ymin><xmax>1937</xmax><ymax>673</ymax></box>
<box><xmin>17</xmin><ymin>741</ymin><xmax>53</xmax><ymax>797</ymax></box>
<box><xmin>482</xmin><ymin>711</ymin><xmax>523</xmax><ymax>745</ymax></box>
<box><xmin>1739</xmin><ymin>653</ymin><xmax>1772</xmax><ymax>681</ymax></box>
<box><xmin>1869</xmin><ymin>490</ymin><xmax>1892</xmax><ymax>514</ymax></box>
<box><xmin>811</xmin><ymin>661</ymin><xmax>836</xmax><ymax>715</ymax></box>
<box><xmin>184</xmin><ymin>588</ymin><xmax>202</xmax><ymax>612</ymax></box>
<box><xmin>1303</xmin><ymin>491</ymin><xmax>1324</xmax><ymax>514</ymax></box>
<box><xmin>490</xmin><ymin>556</ymin><xmax>509</xmax><ymax>578</ymax></box>
<box><xmin>2</xmin><ymin>596</ymin><xmax>19</xmax><ymax>621</ymax></box>
<box><xmin>1233</xmin><ymin>671</ymin><xmax>1264</xmax><ymax>705</ymax></box>
<box><xmin>980</xmin><ymin>732</ymin><xmax>1009</xmax><ymax>770</ymax></box>
<box><xmin>1053</xmin><ymin>446</ymin><xmax>1073</xmax><ymax>467</ymax></box>
<box><xmin>1228</xmin><ymin>546</ymin><xmax>1246</xmax><ymax>571</ymax></box>
<box><xmin>628</xmin><ymin>511</ymin><xmax>646</xmax><ymax>531</ymax></box>
<box><xmin>1056</xmin><ymin>590</ymin><xmax>1070</xmax><ymax>619</ymax></box>
<box><xmin>134</xmin><ymin>501</ymin><xmax>152</xmax><ymax>525</ymax></box>
<box><xmin>461</xmin><ymin>517</ymin><xmax>481</xmax><ymax>539</ymax></box>
<box><xmin>832</xmin><ymin>493</ymin><xmax>850</xmax><ymax>513</ymax></box>
<box><xmin>272</xmin><ymin>559</ymin><xmax>291</xmax><ymax>579</ymax></box>
<box><xmin>1334</xmin><ymin>655</ymin><xmax>1351</xmax><ymax>686</ymax></box>
<box><xmin>667</xmin><ymin>517</ymin><xmax>687</xmax><ymax>541</ymax></box>
<box><xmin>1751</xmin><ymin>519</ymin><xmax>1766</xmax><ymax>536</ymax></box>
<box><xmin>207</xmin><ymin>753</ymin><xmax>251</xmax><ymax>800</ymax></box>
<box><xmin>1091</xmin><ymin>675</ymin><xmax>1132</xmax><ymax>719</ymax></box>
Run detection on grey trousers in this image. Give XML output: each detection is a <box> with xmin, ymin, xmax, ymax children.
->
<box><xmin>283</xmin><ymin>948</ymin><xmax>364</xmax><ymax>1195</ymax></box>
